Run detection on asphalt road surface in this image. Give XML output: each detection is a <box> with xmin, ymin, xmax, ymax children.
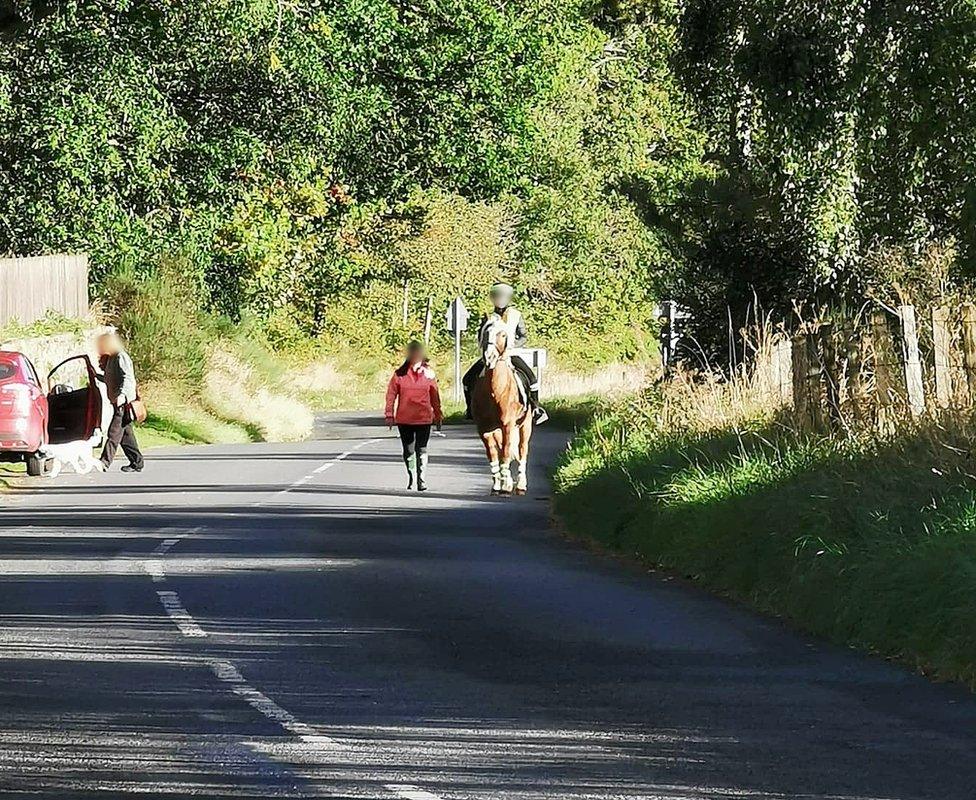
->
<box><xmin>0</xmin><ymin>414</ymin><xmax>975</xmax><ymax>799</ymax></box>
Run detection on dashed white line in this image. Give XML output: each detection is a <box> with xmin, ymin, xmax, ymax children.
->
<box><xmin>257</xmin><ymin>438</ymin><xmax>382</xmax><ymax>505</ymax></box>
<box><xmin>386</xmin><ymin>785</ymin><xmax>444</xmax><ymax>800</ymax></box>
<box><xmin>156</xmin><ymin>590</ymin><xmax>207</xmax><ymax>638</ymax></box>
<box><xmin>142</xmin><ymin>527</ymin><xmax>201</xmax><ymax>584</ymax></box>
<box><xmin>209</xmin><ymin>659</ymin><xmax>337</xmax><ymax>746</ymax></box>
<box><xmin>154</xmin><ymin>537</ymin><xmax>182</xmax><ymax>555</ymax></box>
<box><xmin>143</xmin><ymin>560</ymin><xmax>166</xmax><ymax>583</ymax></box>
<box><xmin>141</xmin><ymin>444</ymin><xmax>445</xmax><ymax>799</ymax></box>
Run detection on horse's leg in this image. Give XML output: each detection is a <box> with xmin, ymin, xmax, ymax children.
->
<box><xmin>515</xmin><ymin>418</ymin><xmax>532</xmax><ymax>495</ymax></box>
<box><xmin>499</xmin><ymin>424</ymin><xmax>515</xmax><ymax>494</ymax></box>
<box><xmin>482</xmin><ymin>432</ymin><xmax>502</xmax><ymax>494</ymax></box>
<box><xmin>493</xmin><ymin>430</ymin><xmax>508</xmax><ymax>493</ymax></box>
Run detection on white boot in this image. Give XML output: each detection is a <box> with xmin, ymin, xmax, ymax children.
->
<box><xmin>417</xmin><ymin>452</ymin><xmax>428</xmax><ymax>492</ymax></box>
<box><xmin>404</xmin><ymin>454</ymin><xmax>415</xmax><ymax>490</ymax></box>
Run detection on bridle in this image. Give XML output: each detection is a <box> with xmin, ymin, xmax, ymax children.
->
<box><xmin>484</xmin><ymin>326</ymin><xmax>510</xmax><ymax>370</ymax></box>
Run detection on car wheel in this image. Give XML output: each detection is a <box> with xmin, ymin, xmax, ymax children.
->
<box><xmin>26</xmin><ymin>453</ymin><xmax>46</xmax><ymax>477</ymax></box>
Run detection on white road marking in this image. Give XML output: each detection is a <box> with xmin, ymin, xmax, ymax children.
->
<box><xmin>209</xmin><ymin>659</ymin><xmax>338</xmax><ymax>746</ymax></box>
<box><xmin>385</xmin><ymin>785</ymin><xmax>445</xmax><ymax>800</ymax></box>
<box><xmin>139</xmin><ymin>445</ymin><xmax>446</xmax><ymax>799</ymax></box>
<box><xmin>255</xmin><ymin>438</ymin><xmax>382</xmax><ymax>505</ymax></box>
<box><xmin>156</xmin><ymin>590</ymin><xmax>207</xmax><ymax>638</ymax></box>
<box><xmin>142</xmin><ymin>527</ymin><xmax>201</xmax><ymax>584</ymax></box>
<box><xmin>153</xmin><ymin>537</ymin><xmax>182</xmax><ymax>555</ymax></box>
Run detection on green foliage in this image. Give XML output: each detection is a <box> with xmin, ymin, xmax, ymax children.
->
<box><xmin>100</xmin><ymin>262</ymin><xmax>212</xmax><ymax>388</ymax></box>
<box><xmin>0</xmin><ymin>311</ymin><xmax>93</xmax><ymax>342</ymax></box>
<box><xmin>0</xmin><ymin>0</ymin><xmax>675</xmax><ymax>364</ymax></box>
<box><xmin>7</xmin><ymin>0</ymin><xmax>968</xmax><ymax>366</ymax></box>
<box><xmin>660</xmin><ymin>0</ymin><xmax>976</xmax><ymax>350</ymax></box>
<box><xmin>555</xmin><ymin>390</ymin><xmax>976</xmax><ymax>685</ymax></box>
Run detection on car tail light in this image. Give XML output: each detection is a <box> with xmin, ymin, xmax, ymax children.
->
<box><xmin>0</xmin><ymin>385</ymin><xmax>30</xmax><ymax>415</ymax></box>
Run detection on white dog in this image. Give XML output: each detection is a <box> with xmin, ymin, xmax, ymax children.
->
<box><xmin>40</xmin><ymin>433</ymin><xmax>104</xmax><ymax>478</ymax></box>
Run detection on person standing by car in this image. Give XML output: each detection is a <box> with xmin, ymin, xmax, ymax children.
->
<box><xmin>97</xmin><ymin>332</ymin><xmax>145</xmax><ymax>473</ymax></box>
<box><xmin>385</xmin><ymin>341</ymin><xmax>442</xmax><ymax>492</ymax></box>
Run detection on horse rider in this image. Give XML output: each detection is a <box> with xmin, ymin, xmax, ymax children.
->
<box><xmin>463</xmin><ymin>282</ymin><xmax>548</xmax><ymax>425</ymax></box>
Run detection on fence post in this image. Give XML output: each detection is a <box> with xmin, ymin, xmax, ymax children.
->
<box><xmin>791</xmin><ymin>333</ymin><xmax>811</xmax><ymax>429</ymax></box>
<box><xmin>805</xmin><ymin>332</ymin><xmax>825</xmax><ymax>430</ymax></box>
<box><xmin>819</xmin><ymin>323</ymin><xmax>842</xmax><ymax>425</ymax></box>
<box><xmin>776</xmin><ymin>336</ymin><xmax>793</xmax><ymax>405</ymax></box>
<box><xmin>899</xmin><ymin>305</ymin><xmax>925</xmax><ymax>417</ymax></box>
<box><xmin>845</xmin><ymin>325</ymin><xmax>866</xmax><ymax>424</ymax></box>
<box><xmin>871</xmin><ymin>310</ymin><xmax>896</xmax><ymax>429</ymax></box>
<box><xmin>932</xmin><ymin>306</ymin><xmax>952</xmax><ymax>409</ymax></box>
<box><xmin>962</xmin><ymin>303</ymin><xmax>976</xmax><ymax>406</ymax></box>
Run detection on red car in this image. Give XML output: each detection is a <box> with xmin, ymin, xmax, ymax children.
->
<box><xmin>0</xmin><ymin>351</ymin><xmax>105</xmax><ymax>476</ymax></box>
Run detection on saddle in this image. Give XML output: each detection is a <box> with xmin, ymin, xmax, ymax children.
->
<box><xmin>477</xmin><ymin>360</ymin><xmax>530</xmax><ymax>408</ymax></box>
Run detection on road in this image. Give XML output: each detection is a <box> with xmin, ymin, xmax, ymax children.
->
<box><xmin>0</xmin><ymin>414</ymin><xmax>974</xmax><ymax>799</ymax></box>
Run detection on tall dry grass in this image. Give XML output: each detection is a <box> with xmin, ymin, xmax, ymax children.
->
<box><xmin>203</xmin><ymin>348</ymin><xmax>314</xmax><ymax>442</ymax></box>
<box><xmin>543</xmin><ymin>361</ymin><xmax>652</xmax><ymax>399</ymax></box>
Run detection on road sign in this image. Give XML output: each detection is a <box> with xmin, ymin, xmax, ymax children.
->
<box><xmin>446</xmin><ymin>297</ymin><xmax>469</xmax><ymax>402</ymax></box>
<box><xmin>446</xmin><ymin>297</ymin><xmax>469</xmax><ymax>334</ymax></box>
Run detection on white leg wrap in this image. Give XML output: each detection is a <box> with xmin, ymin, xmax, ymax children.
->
<box><xmin>500</xmin><ymin>464</ymin><xmax>514</xmax><ymax>491</ymax></box>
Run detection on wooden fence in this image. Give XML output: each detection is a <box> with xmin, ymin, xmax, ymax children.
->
<box><xmin>0</xmin><ymin>254</ymin><xmax>89</xmax><ymax>327</ymax></box>
<box><xmin>756</xmin><ymin>303</ymin><xmax>976</xmax><ymax>430</ymax></box>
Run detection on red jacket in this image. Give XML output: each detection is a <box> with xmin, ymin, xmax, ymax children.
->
<box><xmin>385</xmin><ymin>363</ymin><xmax>443</xmax><ymax>426</ymax></box>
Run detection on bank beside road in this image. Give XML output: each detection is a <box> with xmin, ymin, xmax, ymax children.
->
<box><xmin>553</xmin><ymin>386</ymin><xmax>976</xmax><ymax>689</ymax></box>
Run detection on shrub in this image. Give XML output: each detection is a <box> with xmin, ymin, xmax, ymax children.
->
<box><xmin>99</xmin><ymin>263</ymin><xmax>212</xmax><ymax>389</ymax></box>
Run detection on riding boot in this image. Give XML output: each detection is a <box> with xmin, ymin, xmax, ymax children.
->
<box><xmin>416</xmin><ymin>452</ymin><xmax>428</xmax><ymax>492</ymax></box>
<box><xmin>403</xmin><ymin>453</ymin><xmax>415</xmax><ymax>490</ymax></box>
<box><xmin>463</xmin><ymin>387</ymin><xmax>473</xmax><ymax>420</ymax></box>
<box><xmin>529</xmin><ymin>386</ymin><xmax>549</xmax><ymax>425</ymax></box>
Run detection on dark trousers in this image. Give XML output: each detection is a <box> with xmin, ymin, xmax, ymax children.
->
<box><xmin>100</xmin><ymin>406</ymin><xmax>144</xmax><ymax>469</ymax></box>
<box><xmin>397</xmin><ymin>424</ymin><xmax>431</xmax><ymax>461</ymax></box>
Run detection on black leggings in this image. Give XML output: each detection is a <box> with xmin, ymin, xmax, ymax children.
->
<box><xmin>397</xmin><ymin>424</ymin><xmax>431</xmax><ymax>460</ymax></box>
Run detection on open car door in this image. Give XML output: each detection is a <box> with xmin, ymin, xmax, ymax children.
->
<box><xmin>47</xmin><ymin>355</ymin><xmax>104</xmax><ymax>445</ymax></box>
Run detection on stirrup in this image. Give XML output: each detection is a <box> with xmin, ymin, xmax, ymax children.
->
<box><xmin>533</xmin><ymin>407</ymin><xmax>549</xmax><ymax>425</ymax></box>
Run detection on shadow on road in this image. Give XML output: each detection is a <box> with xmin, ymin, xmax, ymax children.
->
<box><xmin>0</xmin><ymin>427</ymin><xmax>974</xmax><ymax>799</ymax></box>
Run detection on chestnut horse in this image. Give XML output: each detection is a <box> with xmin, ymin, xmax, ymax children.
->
<box><xmin>471</xmin><ymin>323</ymin><xmax>533</xmax><ymax>495</ymax></box>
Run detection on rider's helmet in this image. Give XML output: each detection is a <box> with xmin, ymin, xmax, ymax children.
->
<box><xmin>490</xmin><ymin>282</ymin><xmax>515</xmax><ymax>307</ymax></box>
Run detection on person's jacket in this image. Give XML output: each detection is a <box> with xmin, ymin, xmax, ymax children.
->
<box><xmin>385</xmin><ymin>363</ymin><xmax>443</xmax><ymax>426</ymax></box>
<box><xmin>478</xmin><ymin>306</ymin><xmax>527</xmax><ymax>350</ymax></box>
<box><xmin>102</xmin><ymin>350</ymin><xmax>138</xmax><ymax>405</ymax></box>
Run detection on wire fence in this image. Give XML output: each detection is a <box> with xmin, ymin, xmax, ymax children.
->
<box><xmin>751</xmin><ymin>302</ymin><xmax>976</xmax><ymax>431</ymax></box>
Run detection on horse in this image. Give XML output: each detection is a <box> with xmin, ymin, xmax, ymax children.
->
<box><xmin>471</xmin><ymin>322</ymin><xmax>533</xmax><ymax>495</ymax></box>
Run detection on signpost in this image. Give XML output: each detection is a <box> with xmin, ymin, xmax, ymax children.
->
<box><xmin>446</xmin><ymin>297</ymin><xmax>469</xmax><ymax>402</ymax></box>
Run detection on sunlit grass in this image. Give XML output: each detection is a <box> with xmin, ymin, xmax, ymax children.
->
<box><xmin>554</xmin><ymin>384</ymin><xmax>976</xmax><ymax>687</ymax></box>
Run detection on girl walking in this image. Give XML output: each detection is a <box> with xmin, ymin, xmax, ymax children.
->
<box><xmin>385</xmin><ymin>341</ymin><xmax>443</xmax><ymax>491</ymax></box>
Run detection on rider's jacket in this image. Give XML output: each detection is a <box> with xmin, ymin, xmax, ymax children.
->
<box><xmin>479</xmin><ymin>306</ymin><xmax>527</xmax><ymax>350</ymax></box>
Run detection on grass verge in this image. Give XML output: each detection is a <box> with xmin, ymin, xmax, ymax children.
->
<box><xmin>553</xmin><ymin>386</ymin><xmax>976</xmax><ymax>688</ymax></box>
